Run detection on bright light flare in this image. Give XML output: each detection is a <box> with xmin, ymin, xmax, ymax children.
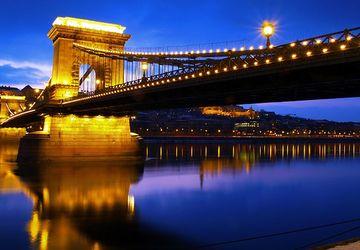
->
<box><xmin>261</xmin><ymin>21</ymin><xmax>275</xmax><ymax>37</ymax></box>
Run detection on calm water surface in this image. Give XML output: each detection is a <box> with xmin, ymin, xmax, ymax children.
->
<box><xmin>1</xmin><ymin>141</ymin><xmax>360</xmax><ymax>249</ymax></box>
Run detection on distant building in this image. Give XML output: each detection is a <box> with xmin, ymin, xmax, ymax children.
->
<box><xmin>235</xmin><ymin>121</ymin><xmax>260</xmax><ymax>129</ymax></box>
<box><xmin>201</xmin><ymin>106</ymin><xmax>258</xmax><ymax>118</ymax></box>
<box><xmin>0</xmin><ymin>85</ymin><xmax>42</xmax><ymax>122</ymax></box>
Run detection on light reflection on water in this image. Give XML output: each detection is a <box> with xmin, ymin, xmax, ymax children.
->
<box><xmin>1</xmin><ymin>141</ymin><xmax>360</xmax><ymax>249</ymax></box>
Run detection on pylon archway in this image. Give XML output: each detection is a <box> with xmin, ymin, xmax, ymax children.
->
<box><xmin>47</xmin><ymin>17</ymin><xmax>131</xmax><ymax>100</ymax></box>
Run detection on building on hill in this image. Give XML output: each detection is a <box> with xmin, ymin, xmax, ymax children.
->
<box><xmin>201</xmin><ymin>106</ymin><xmax>258</xmax><ymax>119</ymax></box>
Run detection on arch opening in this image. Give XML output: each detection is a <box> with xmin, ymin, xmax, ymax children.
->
<box><xmin>79</xmin><ymin>64</ymin><xmax>96</xmax><ymax>93</ymax></box>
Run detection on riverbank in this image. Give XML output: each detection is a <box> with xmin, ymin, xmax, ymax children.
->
<box><xmin>142</xmin><ymin>136</ymin><xmax>360</xmax><ymax>144</ymax></box>
<box><xmin>319</xmin><ymin>238</ymin><xmax>360</xmax><ymax>249</ymax></box>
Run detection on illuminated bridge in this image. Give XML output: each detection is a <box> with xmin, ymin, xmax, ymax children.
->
<box><xmin>0</xmin><ymin>17</ymin><xmax>359</xmax><ymax>160</ymax></box>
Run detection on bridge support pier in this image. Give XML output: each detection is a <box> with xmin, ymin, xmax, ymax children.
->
<box><xmin>17</xmin><ymin>115</ymin><xmax>141</xmax><ymax>162</ymax></box>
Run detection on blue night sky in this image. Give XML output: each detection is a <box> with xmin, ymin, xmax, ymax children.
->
<box><xmin>0</xmin><ymin>0</ymin><xmax>359</xmax><ymax>122</ymax></box>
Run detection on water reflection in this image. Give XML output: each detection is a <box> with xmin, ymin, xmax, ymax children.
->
<box><xmin>1</xmin><ymin>141</ymin><xmax>360</xmax><ymax>249</ymax></box>
<box><xmin>16</xmin><ymin>160</ymin><xmax>188</xmax><ymax>249</ymax></box>
<box><xmin>15</xmin><ymin>160</ymin><xmax>143</xmax><ymax>250</ymax></box>
<box><xmin>145</xmin><ymin>142</ymin><xmax>360</xmax><ymax>164</ymax></box>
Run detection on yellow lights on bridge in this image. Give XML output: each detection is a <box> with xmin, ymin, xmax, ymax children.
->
<box><xmin>302</xmin><ymin>41</ymin><xmax>309</xmax><ymax>46</ymax></box>
<box><xmin>0</xmin><ymin>95</ymin><xmax>26</xmax><ymax>101</ymax></box>
<box><xmin>52</xmin><ymin>17</ymin><xmax>126</xmax><ymax>34</ymax></box>
<box><xmin>59</xmin><ymin>28</ymin><xmax>358</xmax><ymax>107</ymax></box>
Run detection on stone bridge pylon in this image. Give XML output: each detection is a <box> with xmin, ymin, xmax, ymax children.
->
<box><xmin>47</xmin><ymin>17</ymin><xmax>130</xmax><ymax>100</ymax></box>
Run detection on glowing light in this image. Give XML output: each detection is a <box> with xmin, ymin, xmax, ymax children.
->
<box><xmin>302</xmin><ymin>41</ymin><xmax>309</xmax><ymax>46</ymax></box>
<box><xmin>141</xmin><ymin>62</ymin><xmax>148</xmax><ymax>71</ymax></box>
<box><xmin>52</xmin><ymin>17</ymin><xmax>126</xmax><ymax>34</ymax></box>
<box><xmin>265</xmin><ymin>59</ymin><xmax>270</xmax><ymax>64</ymax></box>
<box><xmin>322</xmin><ymin>48</ymin><xmax>328</xmax><ymax>53</ymax></box>
<box><xmin>330</xmin><ymin>38</ymin><xmax>336</xmax><ymax>43</ymax></box>
<box><xmin>346</xmin><ymin>36</ymin><xmax>352</xmax><ymax>41</ymax></box>
<box><xmin>290</xmin><ymin>42</ymin><xmax>296</xmax><ymax>47</ymax></box>
<box><xmin>127</xmin><ymin>195</ymin><xmax>135</xmax><ymax>215</ymax></box>
<box><xmin>243</xmin><ymin>64</ymin><xmax>247</xmax><ymax>68</ymax></box>
<box><xmin>306</xmin><ymin>51</ymin><xmax>312</xmax><ymax>56</ymax></box>
<box><xmin>223</xmin><ymin>67</ymin><xmax>228</xmax><ymax>72</ymax></box>
<box><xmin>278</xmin><ymin>56</ymin><xmax>283</xmax><ymax>62</ymax></box>
<box><xmin>96</xmin><ymin>79</ymin><xmax>101</xmax><ymax>85</ymax></box>
<box><xmin>0</xmin><ymin>95</ymin><xmax>26</xmax><ymax>101</ymax></box>
<box><xmin>340</xmin><ymin>44</ymin><xmax>346</xmax><ymax>50</ymax></box>
<box><xmin>261</xmin><ymin>21</ymin><xmax>275</xmax><ymax>37</ymax></box>
<box><xmin>316</xmin><ymin>39</ymin><xmax>322</xmax><ymax>44</ymax></box>
<box><xmin>232</xmin><ymin>66</ymin><xmax>237</xmax><ymax>70</ymax></box>
<box><xmin>254</xmin><ymin>61</ymin><xmax>258</xmax><ymax>66</ymax></box>
<box><xmin>291</xmin><ymin>54</ymin><xmax>297</xmax><ymax>59</ymax></box>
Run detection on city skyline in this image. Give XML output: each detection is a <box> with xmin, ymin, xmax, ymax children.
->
<box><xmin>0</xmin><ymin>0</ymin><xmax>359</xmax><ymax>121</ymax></box>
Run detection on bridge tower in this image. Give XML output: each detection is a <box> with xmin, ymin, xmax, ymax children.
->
<box><xmin>16</xmin><ymin>17</ymin><xmax>139</xmax><ymax>161</ymax></box>
<box><xmin>47</xmin><ymin>17</ymin><xmax>131</xmax><ymax>100</ymax></box>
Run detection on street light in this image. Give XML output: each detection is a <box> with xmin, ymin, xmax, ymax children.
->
<box><xmin>261</xmin><ymin>21</ymin><xmax>275</xmax><ymax>48</ymax></box>
<box><xmin>141</xmin><ymin>62</ymin><xmax>148</xmax><ymax>78</ymax></box>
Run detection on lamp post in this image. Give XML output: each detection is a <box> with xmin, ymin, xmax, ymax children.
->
<box><xmin>141</xmin><ymin>62</ymin><xmax>148</xmax><ymax>79</ymax></box>
<box><xmin>262</xmin><ymin>21</ymin><xmax>275</xmax><ymax>48</ymax></box>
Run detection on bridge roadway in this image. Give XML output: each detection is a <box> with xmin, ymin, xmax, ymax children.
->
<box><xmin>2</xmin><ymin>29</ymin><xmax>360</xmax><ymax>128</ymax></box>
